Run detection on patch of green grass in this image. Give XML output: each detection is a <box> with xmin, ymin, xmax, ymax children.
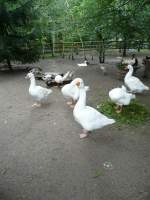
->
<box><xmin>97</xmin><ymin>100</ymin><xmax>150</xmax><ymax>125</ymax></box>
<box><xmin>116</xmin><ymin>63</ymin><xmax>126</xmax><ymax>70</ymax></box>
<box><xmin>93</xmin><ymin>169</ymin><xmax>104</xmax><ymax>178</ymax></box>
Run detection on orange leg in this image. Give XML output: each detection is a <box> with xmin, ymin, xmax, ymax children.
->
<box><xmin>116</xmin><ymin>105</ymin><xmax>122</xmax><ymax>113</ymax></box>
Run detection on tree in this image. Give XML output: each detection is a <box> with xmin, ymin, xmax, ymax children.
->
<box><xmin>3</xmin><ymin>0</ymin><xmax>148</xmax><ymax>62</ymax></box>
<box><xmin>0</xmin><ymin>0</ymin><xmax>42</xmax><ymax>69</ymax></box>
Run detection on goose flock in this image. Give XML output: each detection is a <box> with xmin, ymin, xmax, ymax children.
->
<box><xmin>109</xmin><ymin>64</ymin><xmax>149</xmax><ymax>112</ymax></box>
<box><xmin>26</xmin><ymin>62</ymin><xmax>149</xmax><ymax>139</ymax></box>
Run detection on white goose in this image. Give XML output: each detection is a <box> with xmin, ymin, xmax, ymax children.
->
<box><xmin>77</xmin><ymin>60</ymin><xmax>88</xmax><ymax>67</ymax></box>
<box><xmin>109</xmin><ymin>85</ymin><xmax>135</xmax><ymax>113</ymax></box>
<box><xmin>124</xmin><ymin>65</ymin><xmax>149</xmax><ymax>93</ymax></box>
<box><xmin>73</xmin><ymin>79</ymin><xmax>115</xmax><ymax>139</ymax></box>
<box><xmin>61</xmin><ymin>78</ymin><xmax>89</xmax><ymax>107</ymax></box>
<box><xmin>25</xmin><ymin>72</ymin><xmax>52</xmax><ymax>107</ymax></box>
<box><xmin>55</xmin><ymin>71</ymin><xmax>71</xmax><ymax>84</ymax></box>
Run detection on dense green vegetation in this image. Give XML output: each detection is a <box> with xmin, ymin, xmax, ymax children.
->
<box><xmin>37</xmin><ymin>0</ymin><xmax>150</xmax><ymax>43</ymax></box>
<box><xmin>0</xmin><ymin>0</ymin><xmax>42</xmax><ymax>68</ymax></box>
<box><xmin>0</xmin><ymin>0</ymin><xmax>150</xmax><ymax>65</ymax></box>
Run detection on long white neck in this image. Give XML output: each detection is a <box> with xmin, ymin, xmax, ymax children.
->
<box><xmin>29</xmin><ymin>76</ymin><xmax>36</xmax><ymax>88</ymax></box>
<box><xmin>62</xmin><ymin>71</ymin><xmax>70</xmax><ymax>81</ymax></box>
<box><xmin>125</xmin><ymin>66</ymin><xmax>133</xmax><ymax>79</ymax></box>
<box><xmin>75</xmin><ymin>88</ymin><xmax>86</xmax><ymax>110</ymax></box>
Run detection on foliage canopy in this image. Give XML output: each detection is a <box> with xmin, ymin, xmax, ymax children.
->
<box><xmin>0</xmin><ymin>0</ymin><xmax>150</xmax><ymax>65</ymax></box>
<box><xmin>0</xmin><ymin>0</ymin><xmax>42</xmax><ymax>67</ymax></box>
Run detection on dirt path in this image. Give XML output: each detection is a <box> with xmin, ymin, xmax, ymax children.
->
<box><xmin>0</xmin><ymin>58</ymin><xmax>150</xmax><ymax>200</ymax></box>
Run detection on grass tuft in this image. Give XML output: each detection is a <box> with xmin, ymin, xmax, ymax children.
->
<box><xmin>93</xmin><ymin>169</ymin><xmax>104</xmax><ymax>178</ymax></box>
<box><xmin>97</xmin><ymin>100</ymin><xmax>150</xmax><ymax>125</ymax></box>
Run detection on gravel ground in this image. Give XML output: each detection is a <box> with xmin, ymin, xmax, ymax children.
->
<box><xmin>0</xmin><ymin>57</ymin><xmax>150</xmax><ymax>200</ymax></box>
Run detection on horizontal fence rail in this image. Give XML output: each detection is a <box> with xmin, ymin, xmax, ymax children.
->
<box><xmin>42</xmin><ymin>41</ymin><xmax>150</xmax><ymax>53</ymax></box>
<box><xmin>41</xmin><ymin>40</ymin><xmax>150</xmax><ymax>62</ymax></box>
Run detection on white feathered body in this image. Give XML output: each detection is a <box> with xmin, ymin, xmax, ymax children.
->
<box><xmin>73</xmin><ymin>88</ymin><xmax>115</xmax><ymax>131</ymax></box>
<box><xmin>77</xmin><ymin>61</ymin><xmax>88</xmax><ymax>67</ymax></box>
<box><xmin>61</xmin><ymin>78</ymin><xmax>89</xmax><ymax>102</ymax></box>
<box><xmin>124</xmin><ymin>65</ymin><xmax>149</xmax><ymax>93</ymax></box>
<box><xmin>125</xmin><ymin>77</ymin><xmax>149</xmax><ymax>93</ymax></box>
<box><xmin>55</xmin><ymin>71</ymin><xmax>70</xmax><ymax>84</ymax></box>
<box><xmin>27</xmin><ymin>73</ymin><xmax>52</xmax><ymax>102</ymax></box>
<box><xmin>77</xmin><ymin>63</ymin><xmax>87</xmax><ymax>67</ymax></box>
<box><xmin>61</xmin><ymin>82</ymin><xmax>79</xmax><ymax>101</ymax></box>
<box><xmin>109</xmin><ymin>86</ymin><xmax>135</xmax><ymax>106</ymax></box>
<box><xmin>29</xmin><ymin>85</ymin><xmax>52</xmax><ymax>102</ymax></box>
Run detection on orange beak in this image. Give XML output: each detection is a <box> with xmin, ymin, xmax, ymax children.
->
<box><xmin>75</xmin><ymin>80</ymin><xmax>80</xmax><ymax>86</ymax></box>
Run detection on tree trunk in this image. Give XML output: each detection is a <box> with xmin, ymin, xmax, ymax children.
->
<box><xmin>71</xmin><ymin>43</ymin><xmax>74</xmax><ymax>60</ymax></box>
<box><xmin>51</xmin><ymin>41</ymin><xmax>54</xmax><ymax>57</ymax></box>
<box><xmin>62</xmin><ymin>41</ymin><xmax>65</xmax><ymax>58</ymax></box>
<box><xmin>99</xmin><ymin>40</ymin><xmax>105</xmax><ymax>63</ymax></box>
<box><xmin>122</xmin><ymin>39</ymin><xmax>127</xmax><ymax>57</ymax></box>
<box><xmin>42</xmin><ymin>42</ymin><xmax>45</xmax><ymax>59</ymax></box>
<box><xmin>78</xmin><ymin>34</ymin><xmax>85</xmax><ymax>59</ymax></box>
<box><xmin>58</xmin><ymin>32</ymin><xmax>63</xmax><ymax>56</ymax></box>
<box><xmin>52</xmin><ymin>24</ymin><xmax>55</xmax><ymax>57</ymax></box>
<box><xmin>6</xmin><ymin>58</ymin><xmax>12</xmax><ymax>70</ymax></box>
<box><xmin>138</xmin><ymin>41</ymin><xmax>141</xmax><ymax>52</ymax></box>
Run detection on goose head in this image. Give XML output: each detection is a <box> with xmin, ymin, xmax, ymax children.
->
<box><xmin>71</xmin><ymin>78</ymin><xmax>82</xmax><ymax>85</ymax></box>
<box><xmin>74</xmin><ymin>78</ymin><xmax>90</xmax><ymax>91</ymax></box>
<box><xmin>74</xmin><ymin>78</ymin><xmax>85</xmax><ymax>88</ymax></box>
<box><xmin>126</xmin><ymin>64</ymin><xmax>133</xmax><ymax>70</ymax></box>
<box><xmin>25</xmin><ymin>72</ymin><xmax>34</xmax><ymax>79</ymax></box>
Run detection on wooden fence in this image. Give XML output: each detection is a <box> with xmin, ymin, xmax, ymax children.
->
<box><xmin>42</xmin><ymin>40</ymin><xmax>150</xmax><ymax>63</ymax></box>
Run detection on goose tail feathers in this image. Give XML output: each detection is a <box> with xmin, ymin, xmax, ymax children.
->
<box><xmin>145</xmin><ymin>86</ymin><xmax>149</xmax><ymax>90</ymax></box>
<box><xmin>108</xmin><ymin>118</ymin><xmax>116</xmax><ymax>125</ymax></box>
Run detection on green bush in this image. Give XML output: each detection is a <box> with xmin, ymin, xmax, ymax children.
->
<box><xmin>0</xmin><ymin>0</ymin><xmax>42</xmax><ymax>68</ymax></box>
